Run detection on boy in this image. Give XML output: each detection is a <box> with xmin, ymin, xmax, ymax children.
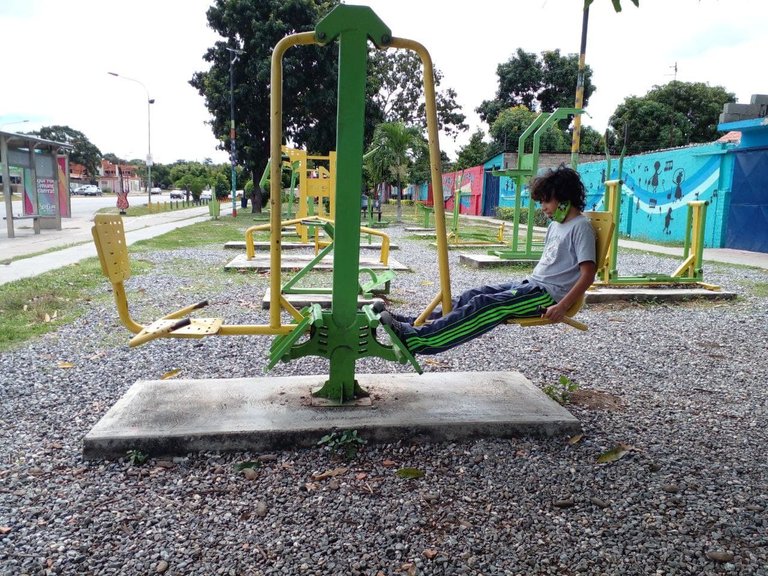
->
<box><xmin>378</xmin><ymin>165</ymin><xmax>596</xmax><ymax>355</ymax></box>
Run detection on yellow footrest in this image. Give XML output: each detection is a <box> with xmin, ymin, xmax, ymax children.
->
<box><xmin>129</xmin><ymin>318</ymin><xmax>224</xmax><ymax>347</ymax></box>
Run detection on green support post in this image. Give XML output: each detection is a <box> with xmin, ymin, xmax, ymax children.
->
<box><xmin>310</xmin><ymin>6</ymin><xmax>392</xmax><ymax>402</ymax></box>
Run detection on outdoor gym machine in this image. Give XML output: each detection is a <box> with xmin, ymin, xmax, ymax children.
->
<box><xmin>595</xmin><ymin>180</ymin><xmax>719</xmax><ymax>289</ymax></box>
<box><xmin>489</xmin><ymin>107</ymin><xmax>584</xmax><ymax>261</ymax></box>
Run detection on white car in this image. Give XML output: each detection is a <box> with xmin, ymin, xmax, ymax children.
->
<box><xmin>150</xmin><ymin>187</ymin><xmax>162</xmax><ymax>194</ymax></box>
<box><xmin>75</xmin><ymin>185</ymin><xmax>102</xmax><ymax>196</ymax></box>
<box><xmin>169</xmin><ymin>189</ymin><xmax>185</xmax><ymax>200</ymax></box>
<box><xmin>200</xmin><ymin>190</ymin><xmax>212</xmax><ymax>201</ymax></box>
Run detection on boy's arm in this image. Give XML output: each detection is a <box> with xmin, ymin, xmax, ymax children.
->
<box><xmin>542</xmin><ymin>260</ymin><xmax>596</xmax><ymax>323</ymax></box>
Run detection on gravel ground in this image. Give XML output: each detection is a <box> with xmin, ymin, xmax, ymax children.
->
<box><xmin>1</xmin><ymin>222</ymin><xmax>767</xmax><ymax>575</ymax></box>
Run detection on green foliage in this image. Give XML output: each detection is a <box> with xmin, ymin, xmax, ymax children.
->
<box><xmin>455</xmin><ymin>129</ymin><xmax>491</xmax><ymax>169</ymax></box>
<box><xmin>494</xmin><ymin>206</ymin><xmax>549</xmax><ymax>227</ymax></box>
<box><xmin>192</xmin><ymin>2</ymin><xmax>467</xmax><ymax>199</ymax></box>
<box><xmin>543</xmin><ymin>375</ymin><xmax>580</xmax><ymax>405</ymax></box>
<box><xmin>213</xmin><ymin>173</ymin><xmax>230</xmax><ymax>199</ymax></box>
<box><xmin>490</xmin><ymin>106</ymin><xmax>568</xmax><ymax>154</ymax></box>
<box><xmin>367</xmin><ymin>49</ymin><xmax>467</xmax><ymax>140</ymax></box>
<box><xmin>395</xmin><ymin>467</ymin><xmax>425</xmax><ymax>480</ymax></box>
<box><xmin>608</xmin><ymin>81</ymin><xmax>736</xmax><ymax>153</ymax></box>
<box><xmin>477</xmin><ymin>49</ymin><xmax>595</xmax><ymax>127</ymax></box>
<box><xmin>126</xmin><ymin>449</ymin><xmax>148</xmax><ymax>466</ymax></box>
<box><xmin>234</xmin><ymin>460</ymin><xmax>261</xmax><ymax>471</ymax></box>
<box><xmin>33</xmin><ymin>125</ymin><xmax>102</xmax><ymax>176</ymax></box>
<box><xmin>190</xmin><ymin>0</ymin><xmax>340</xmax><ymax>187</ymax></box>
<box><xmin>317</xmin><ymin>429</ymin><xmax>366</xmax><ymax>459</ymax></box>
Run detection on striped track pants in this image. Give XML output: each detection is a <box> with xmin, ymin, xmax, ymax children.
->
<box><xmin>401</xmin><ymin>281</ymin><xmax>555</xmax><ymax>355</ymax></box>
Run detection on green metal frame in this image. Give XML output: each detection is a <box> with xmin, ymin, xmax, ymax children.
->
<box><xmin>268</xmin><ymin>5</ymin><xmax>457</xmax><ymax>403</ymax></box>
<box><xmin>489</xmin><ymin>107</ymin><xmax>583</xmax><ymax>260</ymax></box>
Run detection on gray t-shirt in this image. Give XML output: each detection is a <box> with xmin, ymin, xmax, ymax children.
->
<box><xmin>527</xmin><ymin>214</ymin><xmax>596</xmax><ymax>302</ymax></box>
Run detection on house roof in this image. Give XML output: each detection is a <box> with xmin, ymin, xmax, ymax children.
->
<box><xmin>717</xmin><ymin>131</ymin><xmax>741</xmax><ymax>144</ymax></box>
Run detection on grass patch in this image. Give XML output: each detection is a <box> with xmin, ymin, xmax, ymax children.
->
<box><xmin>135</xmin><ymin>210</ymin><xmax>260</xmax><ymax>250</ymax></box>
<box><xmin>743</xmin><ymin>280</ymin><xmax>768</xmax><ymax>298</ymax></box>
<box><xmin>97</xmin><ymin>200</ymin><xmax>206</xmax><ymax>218</ymax></box>
<box><xmin>0</xmin><ymin>259</ymin><xmax>108</xmax><ymax>351</ymax></box>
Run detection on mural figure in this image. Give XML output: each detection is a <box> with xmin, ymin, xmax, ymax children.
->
<box><xmin>664</xmin><ymin>207</ymin><xmax>673</xmax><ymax>235</ymax></box>
<box><xmin>651</xmin><ymin>160</ymin><xmax>661</xmax><ymax>193</ymax></box>
<box><xmin>673</xmin><ymin>168</ymin><xmax>685</xmax><ymax>201</ymax></box>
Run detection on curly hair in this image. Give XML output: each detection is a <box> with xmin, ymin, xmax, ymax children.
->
<box><xmin>529</xmin><ymin>164</ymin><xmax>586</xmax><ymax>211</ymax></box>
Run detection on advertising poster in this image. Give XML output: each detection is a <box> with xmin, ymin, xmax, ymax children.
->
<box><xmin>22</xmin><ymin>168</ymin><xmax>36</xmax><ymax>216</ymax></box>
<box><xmin>57</xmin><ymin>155</ymin><xmax>70</xmax><ymax>217</ymax></box>
<box><xmin>36</xmin><ymin>177</ymin><xmax>56</xmax><ymax>216</ymax></box>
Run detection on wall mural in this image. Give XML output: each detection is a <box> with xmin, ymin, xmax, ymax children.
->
<box><xmin>578</xmin><ymin>143</ymin><xmax>727</xmax><ymax>247</ymax></box>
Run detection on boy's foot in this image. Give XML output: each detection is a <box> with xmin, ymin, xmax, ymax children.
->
<box><xmin>372</xmin><ymin>301</ymin><xmax>418</xmax><ymax>324</ymax></box>
<box><xmin>379</xmin><ymin>311</ymin><xmax>410</xmax><ymax>342</ymax></box>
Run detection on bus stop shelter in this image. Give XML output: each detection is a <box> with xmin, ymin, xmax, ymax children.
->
<box><xmin>1</xmin><ymin>130</ymin><xmax>73</xmax><ymax>238</ymax></box>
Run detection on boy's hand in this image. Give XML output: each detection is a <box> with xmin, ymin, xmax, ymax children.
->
<box><xmin>542</xmin><ymin>303</ymin><xmax>567</xmax><ymax>323</ymax></box>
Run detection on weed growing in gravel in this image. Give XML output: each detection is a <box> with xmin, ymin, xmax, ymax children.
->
<box><xmin>126</xmin><ymin>449</ymin><xmax>148</xmax><ymax>466</ymax></box>
<box><xmin>544</xmin><ymin>375</ymin><xmax>579</xmax><ymax>405</ymax></box>
<box><xmin>318</xmin><ymin>429</ymin><xmax>367</xmax><ymax>459</ymax></box>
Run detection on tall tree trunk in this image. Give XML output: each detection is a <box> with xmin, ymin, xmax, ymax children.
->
<box><xmin>251</xmin><ymin>169</ymin><xmax>263</xmax><ymax>213</ymax></box>
<box><xmin>396</xmin><ymin>180</ymin><xmax>402</xmax><ymax>222</ymax></box>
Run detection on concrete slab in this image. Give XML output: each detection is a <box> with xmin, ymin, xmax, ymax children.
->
<box><xmin>223</xmin><ymin>240</ymin><xmax>399</xmax><ymax>251</ymax></box>
<box><xmin>224</xmin><ymin>253</ymin><xmax>410</xmax><ymax>272</ymax></box>
<box><xmin>82</xmin><ymin>371</ymin><xmax>580</xmax><ymax>459</ymax></box>
<box><xmin>459</xmin><ymin>253</ymin><xmax>539</xmax><ymax>268</ymax></box>
<box><xmin>261</xmin><ymin>291</ymin><xmax>383</xmax><ymax>309</ymax></box>
<box><xmin>435</xmin><ymin>242</ymin><xmax>508</xmax><ymax>250</ymax></box>
<box><xmin>586</xmin><ymin>286</ymin><xmax>737</xmax><ymax>303</ymax></box>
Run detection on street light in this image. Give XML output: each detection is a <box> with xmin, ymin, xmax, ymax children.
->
<box><xmin>108</xmin><ymin>72</ymin><xmax>155</xmax><ymax>204</ymax></box>
<box><xmin>0</xmin><ymin>119</ymin><xmax>30</xmax><ymax>130</ymax></box>
<box><xmin>226</xmin><ymin>47</ymin><xmax>244</xmax><ymax>217</ymax></box>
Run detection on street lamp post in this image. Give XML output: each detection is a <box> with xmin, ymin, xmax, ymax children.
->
<box><xmin>0</xmin><ymin>120</ymin><xmax>30</xmax><ymax>130</ymax></box>
<box><xmin>108</xmin><ymin>72</ymin><xmax>155</xmax><ymax>204</ymax></box>
<box><xmin>226</xmin><ymin>47</ymin><xmax>244</xmax><ymax>218</ymax></box>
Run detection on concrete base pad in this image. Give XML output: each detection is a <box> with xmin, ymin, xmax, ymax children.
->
<box><xmin>261</xmin><ymin>291</ymin><xmax>383</xmax><ymax>309</ymax></box>
<box><xmin>82</xmin><ymin>371</ymin><xmax>580</xmax><ymax>459</ymax></box>
<box><xmin>460</xmin><ymin>253</ymin><xmax>538</xmax><ymax>268</ymax></box>
<box><xmin>224</xmin><ymin>253</ymin><xmax>409</xmax><ymax>272</ymax></box>
<box><xmin>435</xmin><ymin>242</ymin><xmax>508</xmax><ymax>250</ymax></box>
<box><xmin>224</xmin><ymin>240</ymin><xmax>398</xmax><ymax>250</ymax></box>
<box><xmin>586</xmin><ymin>286</ymin><xmax>736</xmax><ymax>302</ymax></box>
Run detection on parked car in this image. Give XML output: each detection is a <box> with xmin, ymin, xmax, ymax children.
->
<box><xmin>150</xmin><ymin>187</ymin><xmax>162</xmax><ymax>194</ymax></box>
<box><xmin>169</xmin><ymin>189</ymin><xmax>185</xmax><ymax>200</ymax></box>
<box><xmin>75</xmin><ymin>184</ymin><xmax>102</xmax><ymax>196</ymax></box>
<box><xmin>200</xmin><ymin>190</ymin><xmax>212</xmax><ymax>201</ymax></box>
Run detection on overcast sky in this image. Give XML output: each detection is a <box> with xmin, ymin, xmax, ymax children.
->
<box><xmin>1</xmin><ymin>0</ymin><xmax>764</xmax><ymax>165</ymax></box>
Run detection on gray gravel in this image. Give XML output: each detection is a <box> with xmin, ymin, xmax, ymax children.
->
<box><xmin>1</xmin><ymin>222</ymin><xmax>767</xmax><ymax>575</ymax></box>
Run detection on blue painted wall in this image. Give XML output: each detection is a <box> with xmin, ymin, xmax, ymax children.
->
<box><xmin>577</xmin><ymin>143</ymin><xmax>730</xmax><ymax>247</ymax></box>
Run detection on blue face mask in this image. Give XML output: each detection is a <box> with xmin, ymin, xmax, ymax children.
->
<box><xmin>551</xmin><ymin>201</ymin><xmax>571</xmax><ymax>223</ymax></box>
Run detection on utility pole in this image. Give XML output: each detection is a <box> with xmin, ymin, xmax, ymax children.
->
<box><xmin>226</xmin><ymin>47</ymin><xmax>244</xmax><ymax>217</ymax></box>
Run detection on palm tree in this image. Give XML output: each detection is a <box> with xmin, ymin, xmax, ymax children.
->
<box><xmin>367</xmin><ymin>122</ymin><xmax>424</xmax><ymax>222</ymax></box>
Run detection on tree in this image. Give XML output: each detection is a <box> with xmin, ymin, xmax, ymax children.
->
<box><xmin>477</xmin><ymin>49</ymin><xmax>595</xmax><ymax>127</ymax></box>
<box><xmin>33</xmin><ymin>126</ymin><xmax>102</xmax><ymax>177</ymax></box>
<box><xmin>455</xmin><ymin>129</ymin><xmax>491</xmax><ymax>170</ymax></box>
<box><xmin>608</xmin><ymin>81</ymin><xmax>735</xmax><ymax>153</ymax></box>
<box><xmin>575</xmin><ymin>125</ymin><xmax>605</xmax><ymax>155</ymax></box>
<box><xmin>367</xmin><ymin>122</ymin><xmax>424</xmax><ymax>222</ymax></box>
<box><xmin>192</xmin><ymin>1</ymin><xmax>470</xmax><ymax>214</ymax></box>
<box><xmin>488</xmin><ymin>106</ymin><xmax>569</xmax><ymax>156</ymax></box>
<box><xmin>103</xmin><ymin>153</ymin><xmax>125</xmax><ymax>165</ymax></box>
<box><xmin>367</xmin><ymin>50</ymin><xmax>467</xmax><ymax>142</ymax></box>
<box><xmin>190</xmin><ymin>0</ymin><xmax>340</xmax><ymax>213</ymax></box>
